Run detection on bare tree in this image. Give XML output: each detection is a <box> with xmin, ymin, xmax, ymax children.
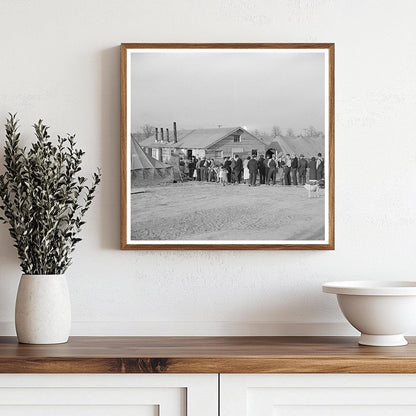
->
<box><xmin>302</xmin><ymin>126</ymin><xmax>323</xmax><ymax>137</ymax></box>
<box><xmin>271</xmin><ymin>125</ymin><xmax>282</xmax><ymax>138</ymax></box>
<box><xmin>141</xmin><ymin>124</ymin><xmax>155</xmax><ymax>138</ymax></box>
<box><xmin>286</xmin><ymin>128</ymin><xmax>295</xmax><ymax>137</ymax></box>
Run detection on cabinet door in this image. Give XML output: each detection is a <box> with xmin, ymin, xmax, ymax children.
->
<box><xmin>0</xmin><ymin>374</ymin><xmax>217</xmax><ymax>416</ymax></box>
<box><xmin>221</xmin><ymin>374</ymin><xmax>416</xmax><ymax>416</ymax></box>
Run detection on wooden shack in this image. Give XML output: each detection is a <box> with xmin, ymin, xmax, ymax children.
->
<box><xmin>140</xmin><ymin>123</ymin><xmax>266</xmax><ymax>163</ymax></box>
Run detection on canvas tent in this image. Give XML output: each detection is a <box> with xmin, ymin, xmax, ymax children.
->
<box><xmin>267</xmin><ymin>135</ymin><xmax>324</xmax><ymax>158</ymax></box>
<box><xmin>131</xmin><ymin>137</ymin><xmax>173</xmax><ymax>187</ymax></box>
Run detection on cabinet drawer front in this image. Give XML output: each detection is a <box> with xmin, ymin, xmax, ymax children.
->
<box><xmin>0</xmin><ymin>374</ymin><xmax>217</xmax><ymax>416</ymax></box>
<box><xmin>221</xmin><ymin>374</ymin><xmax>416</xmax><ymax>416</ymax></box>
<box><xmin>0</xmin><ymin>406</ymin><xmax>158</xmax><ymax>416</ymax></box>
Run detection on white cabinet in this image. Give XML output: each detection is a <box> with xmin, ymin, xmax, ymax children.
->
<box><xmin>4</xmin><ymin>373</ymin><xmax>416</xmax><ymax>415</ymax></box>
<box><xmin>220</xmin><ymin>374</ymin><xmax>416</xmax><ymax>416</ymax></box>
<box><xmin>0</xmin><ymin>374</ymin><xmax>218</xmax><ymax>416</ymax></box>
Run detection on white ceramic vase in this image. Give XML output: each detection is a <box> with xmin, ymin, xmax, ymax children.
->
<box><xmin>15</xmin><ymin>274</ymin><xmax>71</xmax><ymax>344</ymax></box>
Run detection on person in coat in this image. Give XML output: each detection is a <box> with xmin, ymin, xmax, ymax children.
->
<box><xmin>309</xmin><ymin>156</ymin><xmax>317</xmax><ymax>180</ymax></box>
<box><xmin>199</xmin><ymin>157</ymin><xmax>207</xmax><ymax>181</ymax></box>
<box><xmin>283</xmin><ymin>154</ymin><xmax>291</xmax><ymax>185</ymax></box>
<box><xmin>257</xmin><ymin>154</ymin><xmax>266</xmax><ymax>184</ymax></box>
<box><xmin>247</xmin><ymin>156</ymin><xmax>258</xmax><ymax>186</ymax></box>
<box><xmin>297</xmin><ymin>154</ymin><xmax>308</xmax><ymax>185</ymax></box>
<box><xmin>205</xmin><ymin>158</ymin><xmax>213</xmax><ymax>182</ymax></box>
<box><xmin>195</xmin><ymin>158</ymin><xmax>201</xmax><ymax>181</ymax></box>
<box><xmin>267</xmin><ymin>156</ymin><xmax>277</xmax><ymax>185</ymax></box>
<box><xmin>224</xmin><ymin>156</ymin><xmax>232</xmax><ymax>183</ymax></box>
<box><xmin>232</xmin><ymin>154</ymin><xmax>243</xmax><ymax>184</ymax></box>
<box><xmin>291</xmin><ymin>154</ymin><xmax>298</xmax><ymax>186</ymax></box>
<box><xmin>264</xmin><ymin>155</ymin><xmax>271</xmax><ymax>184</ymax></box>
<box><xmin>188</xmin><ymin>158</ymin><xmax>195</xmax><ymax>179</ymax></box>
<box><xmin>316</xmin><ymin>152</ymin><xmax>324</xmax><ymax>180</ymax></box>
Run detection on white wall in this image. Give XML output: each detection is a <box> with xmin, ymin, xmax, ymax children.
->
<box><xmin>0</xmin><ymin>0</ymin><xmax>415</xmax><ymax>336</ymax></box>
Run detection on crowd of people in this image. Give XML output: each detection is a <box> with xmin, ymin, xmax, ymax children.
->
<box><xmin>179</xmin><ymin>153</ymin><xmax>325</xmax><ymax>187</ymax></box>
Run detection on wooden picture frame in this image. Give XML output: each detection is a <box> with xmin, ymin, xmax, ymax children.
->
<box><xmin>121</xmin><ymin>43</ymin><xmax>334</xmax><ymax>250</ymax></box>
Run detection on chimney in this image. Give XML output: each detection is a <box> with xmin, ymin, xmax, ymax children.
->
<box><xmin>173</xmin><ymin>122</ymin><xmax>178</xmax><ymax>143</ymax></box>
<box><xmin>166</xmin><ymin>128</ymin><xmax>170</xmax><ymax>142</ymax></box>
<box><xmin>160</xmin><ymin>128</ymin><xmax>164</xmax><ymax>142</ymax></box>
<box><xmin>155</xmin><ymin>128</ymin><xmax>159</xmax><ymax>142</ymax></box>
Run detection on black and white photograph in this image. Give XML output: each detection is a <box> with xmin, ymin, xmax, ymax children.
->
<box><xmin>121</xmin><ymin>44</ymin><xmax>334</xmax><ymax>249</ymax></box>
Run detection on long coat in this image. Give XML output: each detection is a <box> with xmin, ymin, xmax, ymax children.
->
<box><xmin>309</xmin><ymin>158</ymin><xmax>317</xmax><ymax>180</ymax></box>
<box><xmin>298</xmin><ymin>158</ymin><xmax>308</xmax><ymax>173</ymax></box>
<box><xmin>257</xmin><ymin>157</ymin><xmax>265</xmax><ymax>172</ymax></box>
<box><xmin>233</xmin><ymin>157</ymin><xmax>243</xmax><ymax>173</ymax></box>
<box><xmin>247</xmin><ymin>158</ymin><xmax>258</xmax><ymax>173</ymax></box>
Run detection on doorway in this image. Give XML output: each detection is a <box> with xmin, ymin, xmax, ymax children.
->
<box><xmin>266</xmin><ymin>148</ymin><xmax>275</xmax><ymax>158</ymax></box>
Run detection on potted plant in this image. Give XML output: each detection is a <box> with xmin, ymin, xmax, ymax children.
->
<box><xmin>0</xmin><ymin>114</ymin><xmax>101</xmax><ymax>344</ymax></box>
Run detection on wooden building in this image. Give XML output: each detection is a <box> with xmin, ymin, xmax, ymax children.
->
<box><xmin>140</xmin><ymin>123</ymin><xmax>266</xmax><ymax>163</ymax></box>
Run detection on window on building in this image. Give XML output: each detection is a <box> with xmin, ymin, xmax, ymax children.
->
<box><xmin>233</xmin><ymin>134</ymin><xmax>241</xmax><ymax>143</ymax></box>
<box><xmin>232</xmin><ymin>147</ymin><xmax>244</xmax><ymax>156</ymax></box>
<box><xmin>251</xmin><ymin>149</ymin><xmax>258</xmax><ymax>157</ymax></box>
<box><xmin>162</xmin><ymin>148</ymin><xmax>173</xmax><ymax>161</ymax></box>
<box><xmin>215</xmin><ymin>150</ymin><xmax>223</xmax><ymax>158</ymax></box>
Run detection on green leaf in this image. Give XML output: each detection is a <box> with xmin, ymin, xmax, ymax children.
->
<box><xmin>0</xmin><ymin>113</ymin><xmax>101</xmax><ymax>274</ymax></box>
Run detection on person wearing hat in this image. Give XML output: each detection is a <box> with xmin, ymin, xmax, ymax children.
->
<box><xmin>257</xmin><ymin>154</ymin><xmax>266</xmax><ymax>184</ymax></box>
<box><xmin>247</xmin><ymin>155</ymin><xmax>259</xmax><ymax>186</ymax></box>
<box><xmin>232</xmin><ymin>154</ymin><xmax>243</xmax><ymax>184</ymax></box>
<box><xmin>298</xmin><ymin>154</ymin><xmax>308</xmax><ymax>185</ymax></box>
<box><xmin>291</xmin><ymin>153</ymin><xmax>298</xmax><ymax>186</ymax></box>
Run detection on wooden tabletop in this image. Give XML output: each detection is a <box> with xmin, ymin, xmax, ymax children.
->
<box><xmin>0</xmin><ymin>336</ymin><xmax>416</xmax><ymax>373</ymax></box>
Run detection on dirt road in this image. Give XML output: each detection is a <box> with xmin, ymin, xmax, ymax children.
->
<box><xmin>130</xmin><ymin>182</ymin><xmax>325</xmax><ymax>241</ymax></box>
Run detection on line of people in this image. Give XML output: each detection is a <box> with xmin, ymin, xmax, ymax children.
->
<box><xmin>180</xmin><ymin>153</ymin><xmax>324</xmax><ymax>186</ymax></box>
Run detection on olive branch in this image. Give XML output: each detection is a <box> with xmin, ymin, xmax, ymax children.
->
<box><xmin>0</xmin><ymin>113</ymin><xmax>101</xmax><ymax>274</ymax></box>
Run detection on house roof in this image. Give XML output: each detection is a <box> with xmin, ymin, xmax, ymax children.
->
<box><xmin>140</xmin><ymin>127</ymin><xmax>261</xmax><ymax>149</ymax></box>
<box><xmin>268</xmin><ymin>135</ymin><xmax>325</xmax><ymax>158</ymax></box>
<box><xmin>131</xmin><ymin>136</ymin><xmax>172</xmax><ymax>170</ymax></box>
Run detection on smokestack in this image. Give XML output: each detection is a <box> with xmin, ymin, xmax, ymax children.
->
<box><xmin>173</xmin><ymin>122</ymin><xmax>177</xmax><ymax>143</ymax></box>
<box><xmin>161</xmin><ymin>128</ymin><xmax>164</xmax><ymax>142</ymax></box>
<box><xmin>155</xmin><ymin>128</ymin><xmax>159</xmax><ymax>142</ymax></box>
<box><xmin>166</xmin><ymin>128</ymin><xmax>170</xmax><ymax>142</ymax></box>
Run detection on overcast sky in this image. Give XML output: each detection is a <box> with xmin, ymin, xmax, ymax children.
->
<box><xmin>130</xmin><ymin>51</ymin><xmax>326</xmax><ymax>135</ymax></box>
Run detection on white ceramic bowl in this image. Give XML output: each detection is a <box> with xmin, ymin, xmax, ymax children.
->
<box><xmin>323</xmin><ymin>281</ymin><xmax>416</xmax><ymax>346</ymax></box>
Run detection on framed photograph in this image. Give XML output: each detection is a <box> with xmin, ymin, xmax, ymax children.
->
<box><xmin>121</xmin><ymin>43</ymin><xmax>334</xmax><ymax>250</ymax></box>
